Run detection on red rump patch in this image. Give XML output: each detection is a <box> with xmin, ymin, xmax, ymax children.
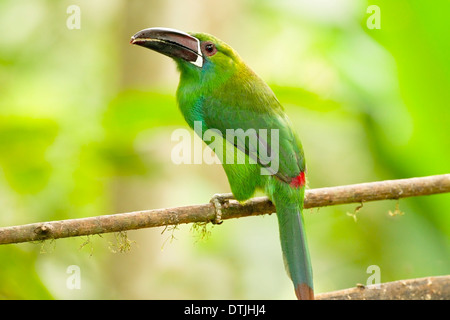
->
<box><xmin>290</xmin><ymin>171</ymin><xmax>305</xmax><ymax>188</ymax></box>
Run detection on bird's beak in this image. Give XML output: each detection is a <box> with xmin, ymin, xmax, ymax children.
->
<box><xmin>130</xmin><ymin>27</ymin><xmax>203</xmax><ymax>68</ymax></box>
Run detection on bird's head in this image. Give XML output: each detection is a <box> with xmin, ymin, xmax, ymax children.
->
<box><xmin>130</xmin><ymin>27</ymin><xmax>241</xmax><ymax>80</ymax></box>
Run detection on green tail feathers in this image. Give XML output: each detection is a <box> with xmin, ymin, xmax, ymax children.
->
<box><xmin>271</xmin><ymin>183</ymin><xmax>314</xmax><ymax>299</ymax></box>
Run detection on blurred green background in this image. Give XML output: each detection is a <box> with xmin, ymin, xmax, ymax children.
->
<box><xmin>0</xmin><ymin>0</ymin><xmax>449</xmax><ymax>299</ymax></box>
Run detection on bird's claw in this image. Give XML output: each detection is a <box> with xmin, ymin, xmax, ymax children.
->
<box><xmin>209</xmin><ymin>193</ymin><xmax>234</xmax><ymax>225</ymax></box>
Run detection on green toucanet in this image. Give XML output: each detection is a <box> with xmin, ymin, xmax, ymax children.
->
<box><xmin>130</xmin><ymin>27</ymin><xmax>314</xmax><ymax>299</ymax></box>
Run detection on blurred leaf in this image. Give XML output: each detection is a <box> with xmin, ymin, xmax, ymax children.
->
<box><xmin>272</xmin><ymin>85</ymin><xmax>341</xmax><ymax>112</ymax></box>
<box><xmin>0</xmin><ymin>246</ymin><xmax>53</xmax><ymax>299</ymax></box>
<box><xmin>0</xmin><ymin>116</ymin><xmax>58</xmax><ymax>194</ymax></box>
<box><xmin>360</xmin><ymin>0</ymin><xmax>450</xmax><ymax>237</ymax></box>
<box><xmin>103</xmin><ymin>90</ymin><xmax>183</xmax><ymax>138</ymax></box>
<box><xmin>100</xmin><ymin>90</ymin><xmax>183</xmax><ymax>175</ymax></box>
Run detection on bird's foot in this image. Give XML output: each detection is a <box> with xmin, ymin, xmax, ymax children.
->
<box><xmin>209</xmin><ymin>193</ymin><xmax>234</xmax><ymax>225</ymax></box>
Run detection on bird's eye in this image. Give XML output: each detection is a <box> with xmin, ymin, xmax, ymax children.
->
<box><xmin>203</xmin><ymin>42</ymin><xmax>217</xmax><ymax>56</ymax></box>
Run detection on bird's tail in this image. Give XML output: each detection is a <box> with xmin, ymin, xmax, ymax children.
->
<box><xmin>271</xmin><ymin>183</ymin><xmax>313</xmax><ymax>300</ymax></box>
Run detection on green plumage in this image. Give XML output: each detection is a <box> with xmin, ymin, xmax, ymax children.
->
<box><xmin>133</xmin><ymin>28</ymin><xmax>313</xmax><ymax>299</ymax></box>
<box><xmin>176</xmin><ymin>33</ymin><xmax>313</xmax><ymax>299</ymax></box>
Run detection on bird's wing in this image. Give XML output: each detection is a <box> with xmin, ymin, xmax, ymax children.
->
<box><xmin>201</xmin><ymin>87</ymin><xmax>305</xmax><ymax>183</ymax></box>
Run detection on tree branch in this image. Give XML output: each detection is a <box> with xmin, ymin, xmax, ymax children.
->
<box><xmin>316</xmin><ymin>275</ymin><xmax>450</xmax><ymax>300</ymax></box>
<box><xmin>0</xmin><ymin>174</ymin><xmax>449</xmax><ymax>245</ymax></box>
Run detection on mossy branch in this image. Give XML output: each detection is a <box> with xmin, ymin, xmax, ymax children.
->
<box><xmin>0</xmin><ymin>174</ymin><xmax>449</xmax><ymax>245</ymax></box>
